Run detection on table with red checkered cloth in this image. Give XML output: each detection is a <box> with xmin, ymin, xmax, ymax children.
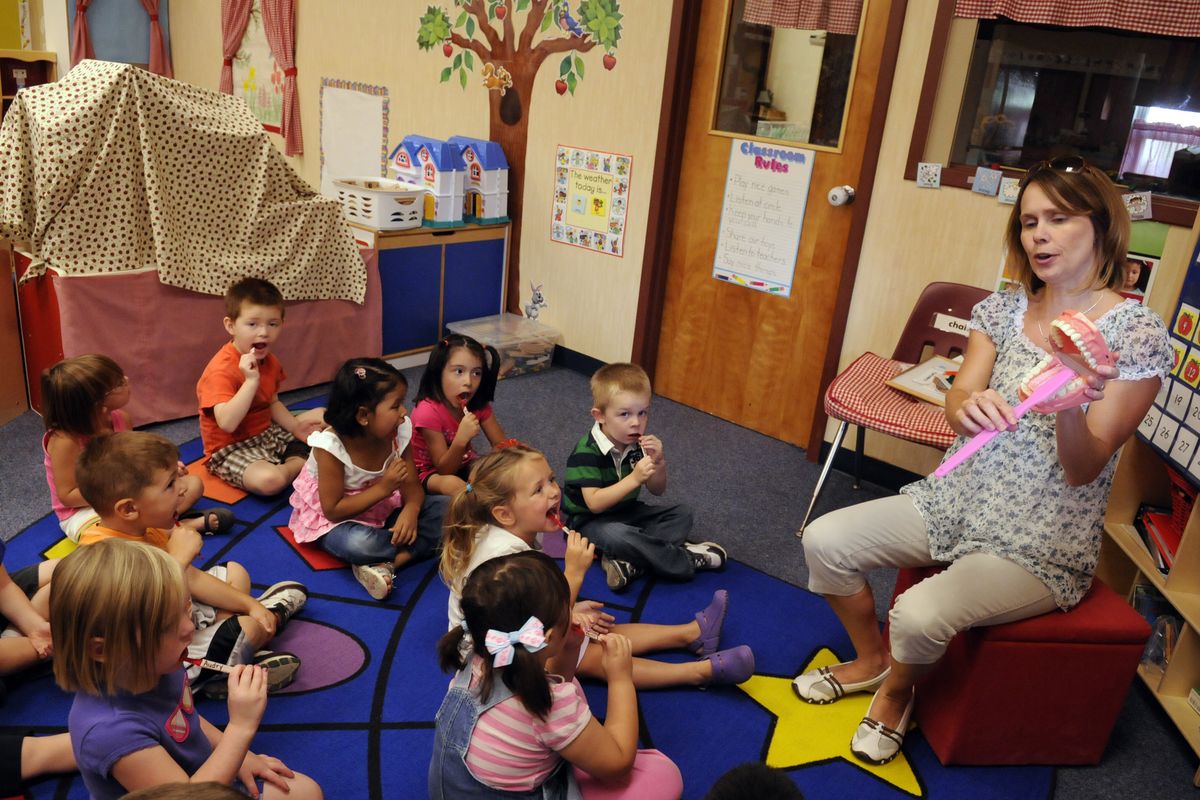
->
<box><xmin>823</xmin><ymin>352</ymin><xmax>958</xmax><ymax>449</ymax></box>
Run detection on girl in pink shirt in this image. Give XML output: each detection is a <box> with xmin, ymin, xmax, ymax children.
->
<box><xmin>41</xmin><ymin>355</ymin><xmax>230</xmax><ymax>542</ymax></box>
<box><xmin>430</xmin><ymin>550</ymin><xmax>682</xmax><ymax>800</ymax></box>
<box><xmin>411</xmin><ymin>335</ymin><xmax>507</xmax><ymax>496</ymax></box>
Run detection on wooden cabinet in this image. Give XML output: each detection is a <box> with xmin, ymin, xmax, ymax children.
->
<box><xmin>1</xmin><ymin>49</ymin><xmax>56</xmax><ymax>119</ymax></box>
<box><xmin>1098</xmin><ymin>436</ymin><xmax>1200</xmax><ymax>785</ymax></box>
<box><xmin>361</xmin><ymin>223</ymin><xmax>509</xmax><ymax>357</ymax></box>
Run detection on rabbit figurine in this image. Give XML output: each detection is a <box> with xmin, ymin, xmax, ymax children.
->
<box><xmin>525</xmin><ymin>282</ymin><xmax>547</xmax><ymax>320</ymax></box>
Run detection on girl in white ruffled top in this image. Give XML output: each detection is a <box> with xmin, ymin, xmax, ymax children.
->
<box><xmin>288</xmin><ymin>358</ymin><xmax>448</xmax><ymax>601</ymax></box>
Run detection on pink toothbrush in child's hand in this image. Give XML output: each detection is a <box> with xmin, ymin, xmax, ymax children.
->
<box><xmin>934</xmin><ymin>367</ymin><xmax>1073</xmax><ymax>478</ymax></box>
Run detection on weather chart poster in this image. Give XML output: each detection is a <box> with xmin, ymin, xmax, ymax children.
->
<box><xmin>1139</xmin><ymin>233</ymin><xmax>1200</xmax><ymax>486</ymax></box>
<box><xmin>551</xmin><ymin>145</ymin><xmax>632</xmax><ymax>257</ymax></box>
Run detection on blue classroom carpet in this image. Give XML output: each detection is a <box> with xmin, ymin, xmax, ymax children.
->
<box><xmin>2</xmin><ymin>431</ymin><xmax>1054</xmax><ymax>799</ymax></box>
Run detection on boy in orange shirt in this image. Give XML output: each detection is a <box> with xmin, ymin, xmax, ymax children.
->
<box><xmin>76</xmin><ymin>431</ymin><xmax>307</xmax><ymax>697</ymax></box>
<box><xmin>197</xmin><ymin>278</ymin><xmax>326</xmax><ymax>495</ymax></box>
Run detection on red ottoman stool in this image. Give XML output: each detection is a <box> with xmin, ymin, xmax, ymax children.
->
<box><xmin>888</xmin><ymin>566</ymin><xmax>1150</xmax><ymax>765</ymax></box>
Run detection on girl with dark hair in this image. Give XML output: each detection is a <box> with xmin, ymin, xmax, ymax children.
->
<box><xmin>288</xmin><ymin>358</ymin><xmax>448</xmax><ymax>600</ymax></box>
<box><xmin>411</xmin><ymin>334</ymin><xmax>508</xmax><ymax>496</ymax></box>
<box><xmin>430</xmin><ymin>550</ymin><xmax>683</xmax><ymax>800</ymax></box>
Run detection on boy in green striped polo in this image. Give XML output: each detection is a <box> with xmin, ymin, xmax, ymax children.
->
<box><xmin>562</xmin><ymin>363</ymin><xmax>726</xmax><ymax>592</ymax></box>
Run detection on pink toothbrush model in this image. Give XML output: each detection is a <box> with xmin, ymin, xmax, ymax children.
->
<box><xmin>934</xmin><ymin>309</ymin><xmax>1114</xmax><ymax>479</ymax></box>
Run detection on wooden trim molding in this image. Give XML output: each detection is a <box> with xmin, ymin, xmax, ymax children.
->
<box><xmin>631</xmin><ymin>0</ymin><xmax>701</xmax><ymax>379</ymax></box>
<box><xmin>805</xmin><ymin>0</ymin><xmax>912</xmax><ymax>459</ymax></box>
<box><xmin>905</xmin><ymin>1</ymin><xmax>1198</xmax><ymax>229</ymax></box>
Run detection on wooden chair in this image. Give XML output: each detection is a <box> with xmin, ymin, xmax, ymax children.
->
<box><xmin>797</xmin><ymin>282</ymin><xmax>992</xmax><ymax>536</ymax></box>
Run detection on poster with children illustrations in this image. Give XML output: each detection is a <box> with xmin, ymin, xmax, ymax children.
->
<box><xmin>551</xmin><ymin>145</ymin><xmax>632</xmax><ymax>257</ymax></box>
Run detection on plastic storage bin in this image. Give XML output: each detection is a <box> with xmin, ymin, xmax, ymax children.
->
<box><xmin>446</xmin><ymin>313</ymin><xmax>562</xmax><ymax>379</ymax></box>
<box><xmin>333</xmin><ymin>177</ymin><xmax>425</xmax><ymax>230</ymax></box>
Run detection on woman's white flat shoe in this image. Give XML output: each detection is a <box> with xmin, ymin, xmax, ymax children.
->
<box><xmin>791</xmin><ymin>662</ymin><xmax>891</xmax><ymax>704</ymax></box>
<box><xmin>850</xmin><ymin>688</ymin><xmax>915</xmax><ymax>765</ymax></box>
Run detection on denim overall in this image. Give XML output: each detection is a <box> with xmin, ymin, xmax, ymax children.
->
<box><xmin>428</xmin><ymin>666</ymin><xmax>582</xmax><ymax>800</ymax></box>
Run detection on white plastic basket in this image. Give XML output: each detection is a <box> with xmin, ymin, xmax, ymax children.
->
<box><xmin>333</xmin><ymin>177</ymin><xmax>426</xmax><ymax>231</ymax></box>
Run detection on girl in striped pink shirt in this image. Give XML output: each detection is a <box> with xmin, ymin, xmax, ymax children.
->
<box><xmin>430</xmin><ymin>551</ymin><xmax>683</xmax><ymax>800</ymax></box>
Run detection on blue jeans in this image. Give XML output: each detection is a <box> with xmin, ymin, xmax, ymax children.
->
<box><xmin>319</xmin><ymin>495</ymin><xmax>448</xmax><ymax>565</ymax></box>
<box><xmin>578</xmin><ymin>501</ymin><xmax>695</xmax><ymax>580</ymax></box>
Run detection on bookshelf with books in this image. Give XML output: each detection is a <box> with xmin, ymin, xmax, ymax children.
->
<box><xmin>1098</xmin><ymin>435</ymin><xmax>1200</xmax><ymax>785</ymax></box>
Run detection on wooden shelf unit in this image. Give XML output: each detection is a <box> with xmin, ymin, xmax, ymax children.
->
<box><xmin>0</xmin><ymin>50</ymin><xmax>57</xmax><ymax>118</ymax></box>
<box><xmin>1098</xmin><ymin>435</ymin><xmax>1200</xmax><ymax>785</ymax></box>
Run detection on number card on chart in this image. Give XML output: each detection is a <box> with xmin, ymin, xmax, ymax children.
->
<box><xmin>1139</xmin><ymin>232</ymin><xmax>1200</xmax><ymax>483</ymax></box>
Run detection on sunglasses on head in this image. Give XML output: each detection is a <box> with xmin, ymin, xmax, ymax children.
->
<box><xmin>1021</xmin><ymin>156</ymin><xmax>1089</xmax><ymax>186</ymax></box>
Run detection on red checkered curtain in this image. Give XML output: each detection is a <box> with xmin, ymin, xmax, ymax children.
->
<box><xmin>261</xmin><ymin>0</ymin><xmax>303</xmax><ymax>156</ymax></box>
<box><xmin>955</xmin><ymin>0</ymin><xmax>1200</xmax><ymax>38</ymax></box>
<box><xmin>70</xmin><ymin>0</ymin><xmax>94</xmax><ymax>68</ymax></box>
<box><xmin>743</xmin><ymin>0</ymin><xmax>863</xmax><ymax>35</ymax></box>
<box><xmin>138</xmin><ymin>0</ymin><xmax>173</xmax><ymax>78</ymax></box>
<box><xmin>219</xmin><ymin>0</ymin><xmax>253</xmax><ymax>95</ymax></box>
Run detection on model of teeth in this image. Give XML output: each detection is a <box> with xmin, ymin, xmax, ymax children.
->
<box><xmin>1018</xmin><ymin>310</ymin><xmax>1115</xmax><ymax>413</ymax></box>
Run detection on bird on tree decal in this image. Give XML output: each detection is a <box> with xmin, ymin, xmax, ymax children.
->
<box><xmin>417</xmin><ymin>0</ymin><xmax>623</xmax><ymax>312</ymax></box>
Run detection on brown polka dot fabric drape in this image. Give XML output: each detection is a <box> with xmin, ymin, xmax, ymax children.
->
<box><xmin>0</xmin><ymin>60</ymin><xmax>365</xmax><ymax>304</ymax></box>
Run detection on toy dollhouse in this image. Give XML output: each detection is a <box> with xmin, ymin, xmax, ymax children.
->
<box><xmin>388</xmin><ymin>135</ymin><xmax>466</xmax><ymax>227</ymax></box>
<box><xmin>447</xmin><ymin>135</ymin><xmax>510</xmax><ymax>224</ymax></box>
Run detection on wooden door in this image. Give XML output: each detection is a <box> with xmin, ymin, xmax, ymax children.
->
<box><xmin>653</xmin><ymin>0</ymin><xmax>906</xmax><ymax>449</ymax></box>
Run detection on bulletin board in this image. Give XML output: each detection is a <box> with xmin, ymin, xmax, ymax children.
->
<box><xmin>1138</xmin><ymin>232</ymin><xmax>1200</xmax><ymax>487</ymax></box>
<box><xmin>550</xmin><ymin>145</ymin><xmax>632</xmax><ymax>257</ymax></box>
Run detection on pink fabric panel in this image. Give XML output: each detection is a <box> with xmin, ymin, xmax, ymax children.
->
<box><xmin>70</xmin><ymin>0</ymin><xmax>94</xmax><ymax>68</ymax></box>
<box><xmin>138</xmin><ymin>0</ymin><xmax>173</xmax><ymax>78</ymax></box>
<box><xmin>220</xmin><ymin>0</ymin><xmax>254</xmax><ymax>94</ymax></box>
<box><xmin>955</xmin><ymin>0</ymin><xmax>1200</xmax><ymax>37</ymax></box>
<box><xmin>49</xmin><ymin>250</ymin><xmax>380</xmax><ymax>425</ymax></box>
<box><xmin>261</xmin><ymin>0</ymin><xmax>303</xmax><ymax>156</ymax></box>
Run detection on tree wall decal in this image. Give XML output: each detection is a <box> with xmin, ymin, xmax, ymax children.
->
<box><xmin>418</xmin><ymin>0</ymin><xmax>624</xmax><ymax>313</ymax></box>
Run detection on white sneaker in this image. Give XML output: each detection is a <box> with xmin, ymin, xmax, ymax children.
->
<box><xmin>256</xmin><ymin>581</ymin><xmax>308</xmax><ymax>630</ymax></box>
<box><xmin>352</xmin><ymin>563</ymin><xmax>394</xmax><ymax>600</ymax></box>
<box><xmin>850</xmin><ymin>689</ymin><xmax>915</xmax><ymax>765</ymax></box>
<box><xmin>684</xmin><ymin>541</ymin><xmax>727</xmax><ymax>571</ymax></box>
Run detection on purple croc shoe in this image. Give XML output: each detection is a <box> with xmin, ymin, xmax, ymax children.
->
<box><xmin>689</xmin><ymin>589</ymin><xmax>729</xmax><ymax>657</ymax></box>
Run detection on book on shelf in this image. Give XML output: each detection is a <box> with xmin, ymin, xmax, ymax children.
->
<box><xmin>885</xmin><ymin>354</ymin><xmax>963</xmax><ymax>407</ymax></box>
<box><xmin>1131</xmin><ymin>583</ymin><xmax>1172</xmax><ymax>627</ymax></box>
<box><xmin>1189</xmin><ymin>688</ymin><xmax>1200</xmax><ymax>718</ymax></box>
<box><xmin>1134</xmin><ymin>504</ymin><xmax>1173</xmax><ymax>574</ymax></box>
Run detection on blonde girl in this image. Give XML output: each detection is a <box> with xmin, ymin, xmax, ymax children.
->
<box><xmin>431</xmin><ymin>550</ymin><xmax>683</xmax><ymax>799</ymax></box>
<box><xmin>288</xmin><ymin>358</ymin><xmax>447</xmax><ymax>600</ymax></box>
<box><xmin>50</xmin><ymin>538</ymin><xmax>322</xmax><ymax>800</ymax></box>
<box><xmin>41</xmin><ymin>355</ymin><xmax>231</xmax><ymax>542</ymax></box>
<box><xmin>441</xmin><ymin>443</ymin><xmax>755</xmax><ymax>689</ymax></box>
<box><xmin>411</xmin><ymin>334</ymin><xmax>507</xmax><ymax>496</ymax></box>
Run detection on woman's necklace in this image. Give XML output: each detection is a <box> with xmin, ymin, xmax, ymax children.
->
<box><xmin>1037</xmin><ymin>292</ymin><xmax>1103</xmax><ymax>345</ymax></box>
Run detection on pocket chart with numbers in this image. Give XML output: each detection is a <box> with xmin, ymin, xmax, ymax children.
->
<box><xmin>1139</xmin><ymin>233</ymin><xmax>1200</xmax><ymax>485</ymax></box>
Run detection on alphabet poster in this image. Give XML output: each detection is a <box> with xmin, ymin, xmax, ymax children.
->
<box><xmin>1139</xmin><ymin>231</ymin><xmax>1200</xmax><ymax>486</ymax></box>
<box><xmin>551</xmin><ymin>145</ymin><xmax>632</xmax><ymax>258</ymax></box>
<box><xmin>712</xmin><ymin>138</ymin><xmax>815</xmax><ymax>297</ymax></box>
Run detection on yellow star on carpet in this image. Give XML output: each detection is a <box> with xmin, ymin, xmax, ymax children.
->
<box><xmin>738</xmin><ymin>647</ymin><xmax>923</xmax><ymax>797</ymax></box>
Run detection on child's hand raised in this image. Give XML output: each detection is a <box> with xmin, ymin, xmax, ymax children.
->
<box><xmin>600</xmin><ymin>632</ymin><xmax>633</xmax><ymax>683</ymax></box>
<box><xmin>381</xmin><ymin>457</ymin><xmax>409</xmax><ymax>492</ymax></box>
<box><xmin>237</xmin><ymin>353</ymin><xmax>260</xmax><ymax>382</ymax></box>
<box><xmin>632</xmin><ymin>456</ymin><xmax>657</xmax><ymax>485</ymax></box>
<box><xmin>225</xmin><ymin>664</ymin><xmax>268</xmax><ymax>731</ymax></box>
<box><xmin>454</xmin><ymin>409</ymin><xmax>482</xmax><ymax>444</ymax></box>
<box><xmin>563</xmin><ymin>530</ymin><xmax>594</xmax><ymax>577</ymax></box>
<box><xmin>166</xmin><ymin>525</ymin><xmax>203</xmax><ymax>565</ymax></box>
<box><xmin>639</xmin><ymin>434</ymin><xmax>664</xmax><ymax>465</ymax></box>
